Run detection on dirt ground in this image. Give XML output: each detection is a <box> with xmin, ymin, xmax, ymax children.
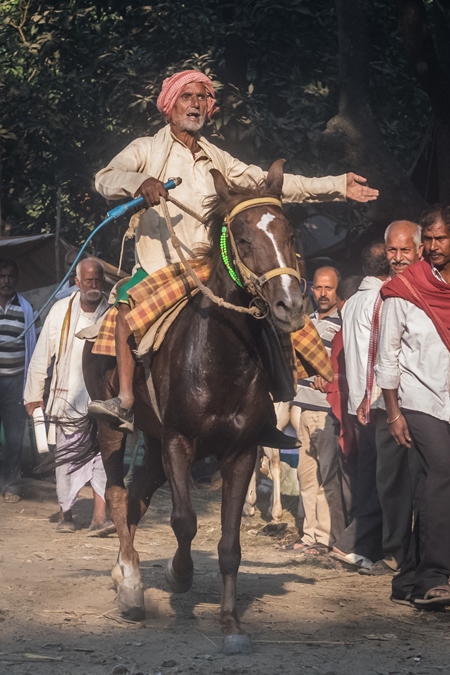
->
<box><xmin>1</xmin><ymin>477</ymin><xmax>450</xmax><ymax>675</ymax></box>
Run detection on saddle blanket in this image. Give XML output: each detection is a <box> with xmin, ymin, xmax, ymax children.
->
<box><xmin>92</xmin><ymin>262</ymin><xmax>333</xmax><ymax>384</ymax></box>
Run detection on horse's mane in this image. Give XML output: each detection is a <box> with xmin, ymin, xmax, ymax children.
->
<box><xmin>193</xmin><ymin>176</ymin><xmax>281</xmax><ymax>266</ymax></box>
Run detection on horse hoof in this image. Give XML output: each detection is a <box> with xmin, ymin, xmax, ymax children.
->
<box><xmin>116</xmin><ymin>578</ymin><xmax>145</xmax><ymax>621</ymax></box>
<box><xmin>223</xmin><ymin>634</ymin><xmax>253</xmax><ymax>655</ymax></box>
<box><xmin>242</xmin><ymin>504</ymin><xmax>255</xmax><ymax>517</ymax></box>
<box><xmin>119</xmin><ymin>605</ymin><xmax>146</xmax><ymax>622</ymax></box>
<box><xmin>165</xmin><ymin>558</ymin><xmax>193</xmax><ymax>594</ymax></box>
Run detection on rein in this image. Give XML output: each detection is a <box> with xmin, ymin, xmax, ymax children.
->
<box><xmin>159</xmin><ymin>197</ymin><xmax>263</xmax><ymax>317</ymax></box>
<box><xmin>159</xmin><ymin>194</ymin><xmax>301</xmax><ymax>318</ymax></box>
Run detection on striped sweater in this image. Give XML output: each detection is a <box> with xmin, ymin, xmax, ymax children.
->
<box><xmin>0</xmin><ymin>293</ymin><xmax>26</xmax><ymax>376</ymax></box>
<box><xmin>292</xmin><ymin>308</ymin><xmax>342</xmax><ymax>412</ymax></box>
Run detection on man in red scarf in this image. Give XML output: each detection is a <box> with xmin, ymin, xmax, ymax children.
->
<box><xmin>376</xmin><ymin>205</ymin><xmax>450</xmax><ymax>609</ymax></box>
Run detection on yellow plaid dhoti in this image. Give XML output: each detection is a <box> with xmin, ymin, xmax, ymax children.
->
<box><xmin>92</xmin><ymin>262</ymin><xmax>333</xmax><ymax>385</ymax></box>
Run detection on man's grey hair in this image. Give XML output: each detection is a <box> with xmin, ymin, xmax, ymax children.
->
<box><xmin>384</xmin><ymin>220</ymin><xmax>422</xmax><ymax>250</ymax></box>
<box><xmin>75</xmin><ymin>258</ymin><xmax>104</xmax><ymax>278</ymax></box>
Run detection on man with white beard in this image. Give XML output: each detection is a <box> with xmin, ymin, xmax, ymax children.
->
<box><xmin>24</xmin><ymin>260</ymin><xmax>114</xmax><ymax>536</ymax></box>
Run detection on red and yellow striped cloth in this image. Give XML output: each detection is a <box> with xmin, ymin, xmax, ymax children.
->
<box><xmin>92</xmin><ymin>262</ymin><xmax>333</xmax><ymax>384</ymax></box>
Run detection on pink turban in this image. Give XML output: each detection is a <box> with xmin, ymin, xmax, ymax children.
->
<box><xmin>156</xmin><ymin>70</ymin><xmax>218</xmax><ymax>120</ymax></box>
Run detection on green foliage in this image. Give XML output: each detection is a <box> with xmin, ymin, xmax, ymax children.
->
<box><xmin>0</xmin><ymin>0</ymin><xmax>432</xmax><ymax>267</ymax></box>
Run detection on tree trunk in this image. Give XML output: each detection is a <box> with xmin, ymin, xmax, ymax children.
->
<box><xmin>396</xmin><ymin>0</ymin><xmax>450</xmax><ymax>202</ymax></box>
<box><xmin>322</xmin><ymin>0</ymin><xmax>426</xmax><ymax>228</ymax></box>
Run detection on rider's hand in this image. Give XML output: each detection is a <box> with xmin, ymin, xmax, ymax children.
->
<box><xmin>25</xmin><ymin>401</ymin><xmax>44</xmax><ymax>417</ymax></box>
<box><xmin>389</xmin><ymin>413</ymin><xmax>411</xmax><ymax>448</ymax></box>
<box><xmin>346</xmin><ymin>173</ymin><xmax>379</xmax><ymax>202</ymax></box>
<box><xmin>136</xmin><ymin>177</ymin><xmax>169</xmax><ymax>206</ymax></box>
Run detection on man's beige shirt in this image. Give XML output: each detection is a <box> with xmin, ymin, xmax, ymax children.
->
<box><xmin>95</xmin><ymin>125</ymin><xmax>347</xmax><ymax>275</ymax></box>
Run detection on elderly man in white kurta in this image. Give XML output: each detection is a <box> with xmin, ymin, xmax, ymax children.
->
<box><xmin>24</xmin><ymin>259</ymin><xmax>114</xmax><ymax>535</ymax></box>
<box><xmin>90</xmin><ymin>69</ymin><xmax>379</xmax><ymax>433</ymax></box>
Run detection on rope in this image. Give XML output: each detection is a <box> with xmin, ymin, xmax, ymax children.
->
<box><xmin>116</xmin><ymin>196</ymin><xmax>206</xmax><ymax>275</ymax></box>
<box><xmin>159</xmin><ymin>197</ymin><xmax>262</xmax><ymax>317</ymax></box>
<box><xmin>167</xmin><ymin>195</ymin><xmax>208</xmax><ymax>224</ymax></box>
<box><xmin>117</xmin><ymin>208</ymin><xmax>146</xmax><ymax>274</ymax></box>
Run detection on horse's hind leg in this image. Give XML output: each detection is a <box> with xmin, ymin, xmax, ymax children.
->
<box><xmin>218</xmin><ymin>445</ymin><xmax>257</xmax><ymax>652</ymax></box>
<box><xmin>163</xmin><ymin>433</ymin><xmax>197</xmax><ymax>593</ymax></box>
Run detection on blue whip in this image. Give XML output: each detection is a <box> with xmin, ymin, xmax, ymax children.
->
<box><xmin>6</xmin><ymin>177</ymin><xmax>181</xmax><ymax>343</ymax></box>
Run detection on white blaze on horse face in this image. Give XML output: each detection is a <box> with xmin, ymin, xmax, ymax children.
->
<box><xmin>256</xmin><ymin>212</ymin><xmax>292</xmax><ymax>295</ymax></box>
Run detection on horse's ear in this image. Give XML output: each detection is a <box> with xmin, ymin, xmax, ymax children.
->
<box><xmin>210</xmin><ymin>169</ymin><xmax>231</xmax><ymax>201</ymax></box>
<box><xmin>265</xmin><ymin>159</ymin><xmax>285</xmax><ymax>197</ymax></box>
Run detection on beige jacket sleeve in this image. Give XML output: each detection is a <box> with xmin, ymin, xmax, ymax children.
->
<box><xmin>95</xmin><ymin>138</ymin><xmax>155</xmax><ymax>200</ymax></box>
<box><xmin>95</xmin><ymin>133</ymin><xmax>347</xmax><ymax>204</ymax></box>
<box><xmin>221</xmin><ymin>151</ymin><xmax>347</xmax><ymax>203</ymax></box>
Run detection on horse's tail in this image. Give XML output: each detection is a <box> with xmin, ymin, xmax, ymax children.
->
<box><xmin>34</xmin><ymin>414</ymin><xmax>100</xmax><ymax>475</ymax></box>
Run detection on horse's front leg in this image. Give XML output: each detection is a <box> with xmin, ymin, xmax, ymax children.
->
<box><xmin>163</xmin><ymin>433</ymin><xmax>197</xmax><ymax>593</ymax></box>
<box><xmin>101</xmin><ymin>423</ymin><xmax>145</xmax><ymax>621</ymax></box>
<box><xmin>219</xmin><ymin>445</ymin><xmax>257</xmax><ymax>654</ymax></box>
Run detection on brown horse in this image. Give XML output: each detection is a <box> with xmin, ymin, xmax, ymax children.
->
<box><xmin>81</xmin><ymin>160</ymin><xmax>304</xmax><ymax>653</ymax></box>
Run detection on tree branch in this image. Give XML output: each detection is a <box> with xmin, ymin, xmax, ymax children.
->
<box><xmin>10</xmin><ymin>1</ymin><xmax>31</xmax><ymax>47</ymax></box>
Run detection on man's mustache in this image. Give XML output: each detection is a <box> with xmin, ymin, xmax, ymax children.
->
<box><xmin>84</xmin><ymin>289</ymin><xmax>103</xmax><ymax>300</ymax></box>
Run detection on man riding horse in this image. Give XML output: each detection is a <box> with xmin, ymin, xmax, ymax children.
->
<box><xmin>89</xmin><ymin>70</ymin><xmax>378</xmax><ymax>438</ymax></box>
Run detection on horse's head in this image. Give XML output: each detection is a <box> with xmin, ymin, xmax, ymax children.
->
<box><xmin>210</xmin><ymin>160</ymin><xmax>305</xmax><ymax>333</ymax></box>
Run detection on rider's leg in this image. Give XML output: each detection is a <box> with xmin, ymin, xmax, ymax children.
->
<box><xmin>88</xmin><ymin>303</ymin><xmax>136</xmax><ymax>432</ymax></box>
<box><xmin>116</xmin><ymin>303</ymin><xmax>136</xmax><ymax>411</ymax></box>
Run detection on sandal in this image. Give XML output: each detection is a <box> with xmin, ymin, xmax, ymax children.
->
<box><xmin>304</xmin><ymin>544</ymin><xmax>331</xmax><ymax>556</ymax></box>
<box><xmin>414</xmin><ymin>586</ymin><xmax>450</xmax><ymax>608</ymax></box>
<box><xmin>3</xmin><ymin>492</ymin><xmax>21</xmax><ymax>503</ymax></box>
<box><xmin>281</xmin><ymin>540</ymin><xmax>310</xmax><ymax>552</ymax></box>
<box><xmin>330</xmin><ymin>550</ymin><xmax>373</xmax><ymax>570</ymax></box>
<box><xmin>56</xmin><ymin>520</ymin><xmax>76</xmax><ymax>533</ymax></box>
<box><xmin>88</xmin><ymin>397</ymin><xmax>134</xmax><ymax>433</ymax></box>
<box><xmin>390</xmin><ymin>593</ymin><xmax>415</xmax><ymax>608</ymax></box>
<box><xmin>87</xmin><ymin>519</ymin><xmax>116</xmax><ymax>538</ymax></box>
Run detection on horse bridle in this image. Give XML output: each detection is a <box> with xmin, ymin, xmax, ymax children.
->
<box><xmin>224</xmin><ymin>197</ymin><xmax>302</xmax><ymax>298</ymax></box>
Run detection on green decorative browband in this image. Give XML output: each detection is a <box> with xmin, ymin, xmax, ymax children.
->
<box><xmin>220</xmin><ymin>226</ymin><xmax>243</xmax><ymax>288</ymax></box>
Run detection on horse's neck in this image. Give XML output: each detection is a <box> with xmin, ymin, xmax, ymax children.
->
<box><xmin>197</xmin><ymin>264</ymin><xmax>261</xmax><ymax>358</ymax></box>
<box><xmin>206</xmin><ymin>265</ymin><xmax>251</xmax><ymax>323</ymax></box>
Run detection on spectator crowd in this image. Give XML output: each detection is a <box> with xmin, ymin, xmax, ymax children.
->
<box><xmin>282</xmin><ymin>206</ymin><xmax>450</xmax><ymax>609</ymax></box>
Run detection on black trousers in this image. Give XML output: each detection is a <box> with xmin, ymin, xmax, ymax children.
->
<box><xmin>334</xmin><ymin>415</ymin><xmax>383</xmax><ymax>562</ymax></box>
<box><xmin>392</xmin><ymin>410</ymin><xmax>450</xmax><ymax>600</ymax></box>
<box><xmin>0</xmin><ymin>374</ymin><xmax>26</xmax><ymax>495</ymax></box>
<box><xmin>375</xmin><ymin>409</ymin><xmax>423</xmax><ymax>569</ymax></box>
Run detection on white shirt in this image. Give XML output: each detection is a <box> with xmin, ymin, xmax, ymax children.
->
<box><xmin>341</xmin><ymin>276</ymin><xmax>384</xmax><ymax>415</ymax></box>
<box><xmin>375</xmin><ymin>297</ymin><xmax>450</xmax><ymax>422</ymax></box>
<box><xmin>24</xmin><ymin>294</ymin><xmax>108</xmax><ymax>426</ymax></box>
